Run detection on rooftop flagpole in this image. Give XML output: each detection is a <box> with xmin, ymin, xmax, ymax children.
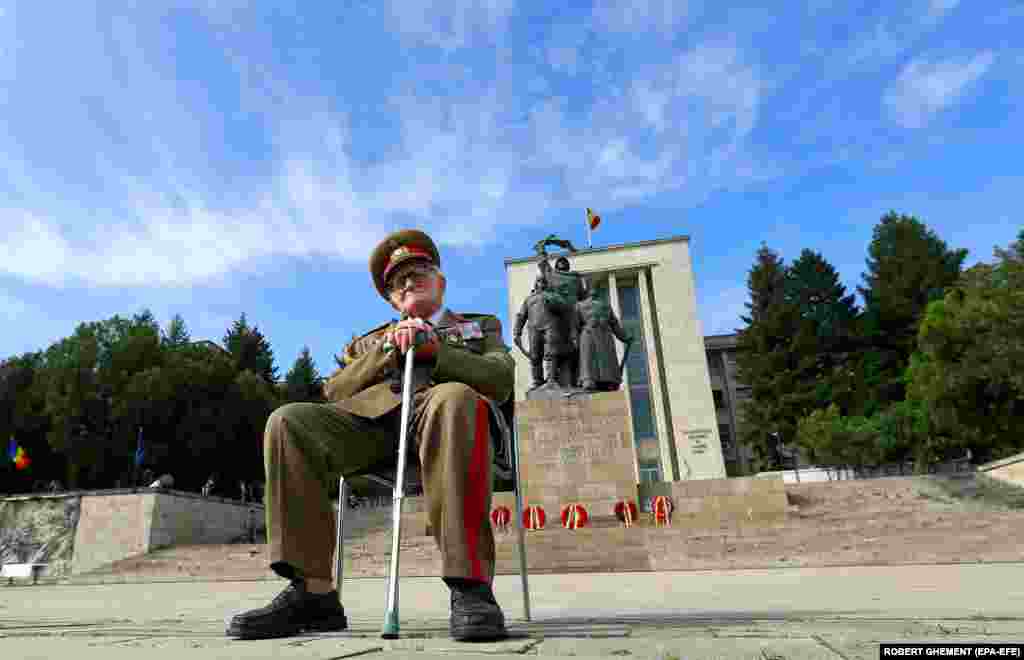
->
<box><xmin>586</xmin><ymin>208</ymin><xmax>601</xmax><ymax>249</ymax></box>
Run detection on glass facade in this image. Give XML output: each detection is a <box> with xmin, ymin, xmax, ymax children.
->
<box><xmin>616</xmin><ymin>277</ymin><xmax>662</xmax><ymax>483</ymax></box>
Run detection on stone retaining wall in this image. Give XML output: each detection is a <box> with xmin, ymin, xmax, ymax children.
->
<box><xmin>1</xmin><ymin>489</ymin><xmax>263</xmax><ymax>577</ymax></box>
<box><xmin>978</xmin><ymin>452</ymin><xmax>1024</xmax><ymax>489</ymax></box>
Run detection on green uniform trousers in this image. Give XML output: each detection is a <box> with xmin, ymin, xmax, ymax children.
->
<box><xmin>264</xmin><ymin>382</ymin><xmax>496</xmax><ymax>585</ymax></box>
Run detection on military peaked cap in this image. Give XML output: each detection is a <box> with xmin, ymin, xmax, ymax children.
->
<box><xmin>369</xmin><ymin>229</ymin><xmax>442</xmax><ymax>300</ymax></box>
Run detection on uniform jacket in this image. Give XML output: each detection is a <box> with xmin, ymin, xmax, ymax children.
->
<box><xmin>325</xmin><ymin>309</ymin><xmax>515</xmax><ymax>420</ymax></box>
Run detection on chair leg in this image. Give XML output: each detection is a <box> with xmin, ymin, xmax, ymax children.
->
<box><xmin>510</xmin><ymin>428</ymin><xmax>532</xmax><ymax>622</ymax></box>
<box><xmin>335</xmin><ymin>476</ymin><xmax>347</xmax><ymax>596</ymax></box>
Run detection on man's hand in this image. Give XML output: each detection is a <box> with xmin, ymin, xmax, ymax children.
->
<box><xmin>385</xmin><ymin>317</ymin><xmax>439</xmax><ymax>360</ymax></box>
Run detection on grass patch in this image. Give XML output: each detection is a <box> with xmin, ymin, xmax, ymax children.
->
<box><xmin>924</xmin><ymin>474</ymin><xmax>1024</xmax><ymax>510</ymax></box>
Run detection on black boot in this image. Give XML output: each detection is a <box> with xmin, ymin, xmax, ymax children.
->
<box><xmin>226</xmin><ymin>578</ymin><xmax>348</xmax><ymax>640</ymax></box>
<box><xmin>445</xmin><ymin>577</ymin><xmax>507</xmax><ymax>641</ymax></box>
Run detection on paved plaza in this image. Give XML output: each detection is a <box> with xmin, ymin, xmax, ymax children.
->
<box><xmin>2</xmin><ymin>563</ymin><xmax>1023</xmax><ymax>659</ymax></box>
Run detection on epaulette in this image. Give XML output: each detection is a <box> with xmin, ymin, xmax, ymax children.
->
<box><xmin>342</xmin><ymin>320</ymin><xmax>397</xmax><ymax>365</ymax></box>
<box><xmin>356</xmin><ymin>319</ymin><xmax>396</xmax><ymax>339</ymax></box>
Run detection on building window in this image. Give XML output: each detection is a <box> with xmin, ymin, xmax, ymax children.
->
<box><xmin>707</xmin><ymin>352</ymin><xmax>723</xmax><ymax>378</ymax></box>
<box><xmin>617</xmin><ymin>278</ymin><xmax>661</xmax><ymax>479</ymax></box>
<box><xmin>718</xmin><ymin>424</ymin><xmax>733</xmax><ymax>454</ymax></box>
<box><xmin>638</xmin><ymin>464</ymin><xmax>661</xmax><ymax>483</ymax></box>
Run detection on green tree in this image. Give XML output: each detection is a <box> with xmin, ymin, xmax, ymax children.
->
<box><xmin>993</xmin><ymin>227</ymin><xmax>1024</xmax><ymax>265</ymax></box>
<box><xmin>162</xmin><ymin>341</ymin><xmax>239</xmax><ymax>487</ymax></box>
<box><xmin>796</xmin><ymin>404</ymin><xmax>884</xmax><ymax>472</ymax></box>
<box><xmin>782</xmin><ymin>249</ymin><xmax>861</xmax><ymax>414</ymax></box>
<box><xmin>285</xmin><ymin>346</ymin><xmax>324</xmax><ymax>403</ymax></box>
<box><xmin>162</xmin><ymin>314</ymin><xmax>191</xmax><ymax>349</ymax></box>
<box><xmin>857</xmin><ymin>212</ymin><xmax>968</xmax><ymax>412</ymax></box>
<box><xmin>31</xmin><ymin>324</ymin><xmax>103</xmax><ymax>488</ymax></box>
<box><xmin>223</xmin><ymin>313</ymin><xmax>279</xmax><ymax>383</ymax></box>
<box><xmin>0</xmin><ymin>352</ymin><xmax>52</xmax><ymax>491</ymax></box>
<box><xmin>735</xmin><ymin>244</ymin><xmax>797</xmax><ymax>469</ymax></box>
<box><xmin>906</xmin><ymin>230</ymin><xmax>1024</xmax><ymax>463</ymax></box>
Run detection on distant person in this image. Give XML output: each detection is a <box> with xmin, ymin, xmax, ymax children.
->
<box><xmin>202</xmin><ymin>476</ymin><xmax>216</xmax><ymax>497</ymax></box>
<box><xmin>148</xmin><ymin>474</ymin><xmax>174</xmax><ymax>489</ymax></box>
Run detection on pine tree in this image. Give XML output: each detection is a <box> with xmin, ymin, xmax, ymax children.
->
<box><xmin>857</xmin><ymin>212</ymin><xmax>967</xmax><ymax>412</ymax></box>
<box><xmin>735</xmin><ymin>244</ymin><xmax>795</xmax><ymax>469</ymax></box>
<box><xmin>223</xmin><ymin>313</ymin><xmax>279</xmax><ymax>383</ymax></box>
<box><xmin>162</xmin><ymin>314</ymin><xmax>191</xmax><ymax>348</ymax></box>
<box><xmin>782</xmin><ymin>249</ymin><xmax>860</xmax><ymax>414</ymax></box>
<box><xmin>285</xmin><ymin>346</ymin><xmax>324</xmax><ymax>403</ymax></box>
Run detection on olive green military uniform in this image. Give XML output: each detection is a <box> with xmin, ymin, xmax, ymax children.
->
<box><xmin>263</xmin><ymin>230</ymin><xmax>514</xmax><ymax>586</ymax></box>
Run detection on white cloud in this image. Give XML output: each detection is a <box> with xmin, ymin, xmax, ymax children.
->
<box><xmin>385</xmin><ymin>0</ymin><xmax>516</xmax><ymax>50</ymax></box>
<box><xmin>884</xmin><ymin>51</ymin><xmax>996</xmax><ymax>128</ymax></box>
<box><xmin>927</xmin><ymin>0</ymin><xmax>960</xmax><ymax>21</ymax></box>
<box><xmin>0</xmin><ymin>6</ymin><xmax>769</xmax><ymax>290</ymax></box>
<box><xmin>590</xmin><ymin>0</ymin><xmax>690</xmax><ymax>36</ymax></box>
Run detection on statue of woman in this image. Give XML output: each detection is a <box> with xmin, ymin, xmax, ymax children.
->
<box><xmin>575</xmin><ymin>287</ymin><xmax>632</xmax><ymax>391</ymax></box>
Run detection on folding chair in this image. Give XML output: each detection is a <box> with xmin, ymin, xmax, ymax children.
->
<box><xmin>333</xmin><ymin>393</ymin><xmax>532</xmax><ymax>634</ymax></box>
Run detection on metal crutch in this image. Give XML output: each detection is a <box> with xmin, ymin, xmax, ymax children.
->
<box><xmin>381</xmin><ymin>331</ymin><xmax>418</xmax><ymax>639</ymax></box>
<box><xmin>334</xmin><ymin>475</ymin><xmax>347</xmax><ymax>596</ymax></box>
<box><xmin>510</xmin><ymin>408</ymin><xmax>532</xmax><ymax>621</ymax></box>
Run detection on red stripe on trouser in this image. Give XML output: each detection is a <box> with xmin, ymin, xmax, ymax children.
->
<box><xmin>463</xmin><ymin>397</ymin><xmax>489</xmax><ymax>581</ymax></box>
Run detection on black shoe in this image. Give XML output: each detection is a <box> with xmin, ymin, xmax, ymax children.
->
<box><xmin>446</xmin><ymin>578</ymin><xmax>507</xmax><ymax>642</ymax></box>
<box><xmin>226</xmin><ymin>579</ymin><xmax>348</xmax><ymax>640</ymax></box>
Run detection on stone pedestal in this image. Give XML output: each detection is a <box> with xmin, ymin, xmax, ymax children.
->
<box><xmin>515</xmin><ymin>390</ymin><xmax>636</xmax><ymax>522</ymax></box>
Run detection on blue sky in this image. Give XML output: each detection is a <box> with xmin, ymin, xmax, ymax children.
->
<box><xmin>1</xmin><ymin>1</ymin><xmax>1021</xmax><ymax>379</ymax></box>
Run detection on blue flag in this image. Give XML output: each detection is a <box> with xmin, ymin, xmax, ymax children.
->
<box><xmin>7</xmin><ymin>437</ymin><xmax>16</xmax><ymax>461</ymax></box>
<box><xmin>134</xmin><ymin>427</ymin><xmax>145</xmax><ymax>467</ymax></box>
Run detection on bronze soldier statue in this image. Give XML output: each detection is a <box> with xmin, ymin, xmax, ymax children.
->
<box><xmin>227</xmin><ymin>229</ymin><xmax>512</xmax><ymax>642</ymax></box>
<box><xmin>513</xmin><ymin>275</ymin><xmax>573</xmax><ymax>389</ymax></box>
<box><xmin>576</xmin><ymin>285</ymin><xmax>633</xmax><ymax>391</ymax></box>
<box><xmin>517</xmin><ymin>236</ymin><xmax>588</xmax><ymax>390</ymax></box>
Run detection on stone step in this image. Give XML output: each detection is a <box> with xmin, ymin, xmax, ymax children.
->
<box><xmin>67</xmin><ymin>475</ymin><xmax>1024</xmax><ymax>584</ymax></box>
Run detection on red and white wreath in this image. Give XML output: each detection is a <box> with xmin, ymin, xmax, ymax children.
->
<box><xmin>522</xmin><ymin>505</ymin><xmax>546</xmax><ymax>530</ymax></box>
<box><xmin>490</xmin><ymin>505</ymin><xmax>512</xmax><ymax>533</ymax></box>
<box><xmin>613</xmin><ymin>500</ymin><xmax>639</xmax><ymax>528</ymax></box>
<box><xmin>560</xmin><ymin>503</ymin><xmax>589</xmax><ymax>529</ymax></box>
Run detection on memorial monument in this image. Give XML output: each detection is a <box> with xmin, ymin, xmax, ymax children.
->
<box><xmin>509</xmin><ymin>235</ymin><xmax>645</xmax><ymax>524</ymax></box>
<box><xmin>512</xmin><ymin>235</ymin><xmax>632</xmax><ymax>397</ymax></box>
<box><xmin>503</xmin><ymin>232</ymin><xmax>786</xmax><ymax>547</ymax></box>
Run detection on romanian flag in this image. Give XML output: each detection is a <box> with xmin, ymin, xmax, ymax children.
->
<box><xmin>8</xmin><ymin>437</ymin><xmax>30</xmax><ymax>471</ymax></box>
<box><xmin>586</xmin><ymin>207</ymin><xmax>601</xmax><ymax>230</ymax></box>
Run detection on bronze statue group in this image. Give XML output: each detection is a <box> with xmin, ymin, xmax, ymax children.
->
<box><xmin>514</xmin><ymin>237</ymin><xmax>633</xmax><ymax>394</ymax></box>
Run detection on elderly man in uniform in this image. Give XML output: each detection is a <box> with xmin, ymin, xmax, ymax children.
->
<box><xmin>227</xmin><ymin>229</ymin><xmax>513</xmax><ymax>642</ymax></box>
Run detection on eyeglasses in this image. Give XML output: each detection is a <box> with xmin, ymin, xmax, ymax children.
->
<box><xmin>386</xmin><ymin>263</ymin><xmax>437</xmax><ymax>294</ymax></box>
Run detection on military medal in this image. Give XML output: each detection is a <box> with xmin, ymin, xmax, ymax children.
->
<box><xmin>459</xmin><ymin>321</ymin><xmax>483</xmax><ymax>340</ymax></box>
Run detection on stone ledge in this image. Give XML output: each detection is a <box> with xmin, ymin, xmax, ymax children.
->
<box><xmin>1</xmin><ymin>487</ymin><xmax>265</xmax><ymax>509</ymax></box>
<box><xmin>978</xmin><ymin>451</ymin><xmax>1024</xmax><ymax>472</ymax></box>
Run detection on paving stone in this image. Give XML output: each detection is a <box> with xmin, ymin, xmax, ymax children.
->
<box><xmin>385</xmin><ymin>636</ymin><xmax>542</xmax><ymax>654</ymax></box>
<box><xmin>535</xmin><ymin>637</ymin><xmax>844</xmax><ymax>659</ymax></box>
